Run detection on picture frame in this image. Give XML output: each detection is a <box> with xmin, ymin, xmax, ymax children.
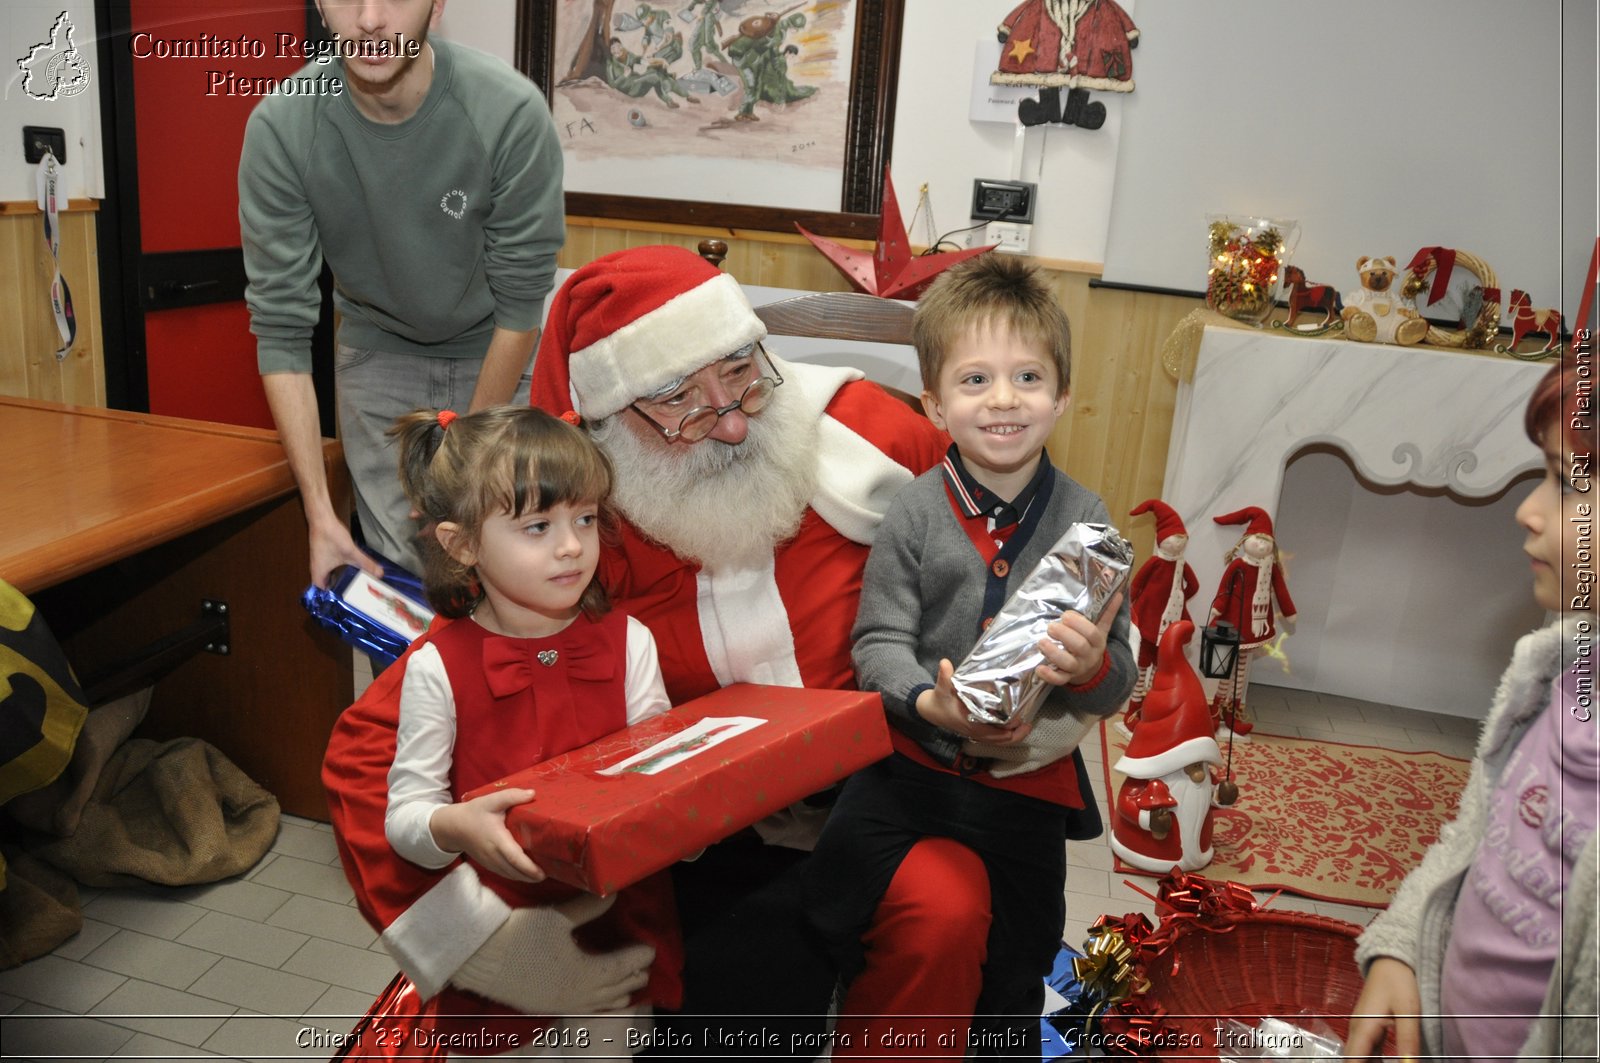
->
<box><xmin>515</xmin><ymin>0</ymin><xmax>904</xmax><ymax>239</ymax></box>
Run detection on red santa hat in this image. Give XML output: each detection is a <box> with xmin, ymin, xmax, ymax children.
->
<box><xmin>1114</xmin><ymin>621</ymin><xmax>1221</xmax><ymax>778</ymax></box>
<box><xmin>530</xmin><ymin>245</ymin><xmax>768</xmax><ymax>421</ymax></box>
<box><xmin>1129</xmin><ymin>499</ymin><xmax>1186</xmax><ymax>542</ymax></box>
<box><xmin>1212</xmin><ymin>506</ymin><xmax>1275</xmax><ymax>539</ymax></box>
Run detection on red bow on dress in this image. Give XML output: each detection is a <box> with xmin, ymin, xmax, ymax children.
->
<box><xmin>482</xmin><ymin>627</ymin><xmax>615</xmax><ymax>700</ymax></box>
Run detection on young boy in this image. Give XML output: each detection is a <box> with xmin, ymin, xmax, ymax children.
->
<box><xmin>804</xmin><ymin>254</ymin><xmax>1135</xmax><ymax>1057</ymax></box>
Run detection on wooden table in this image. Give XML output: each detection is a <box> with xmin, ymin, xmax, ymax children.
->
<box><xmin>1</xmin><ymin>398</ymin><xmax>353</xmax><ymax>818</ymax></box>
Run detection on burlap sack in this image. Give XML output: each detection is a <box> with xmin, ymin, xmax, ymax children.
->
<box><xmin>0</xmin><ymin>851</ymin><xmax>81</xmax><ymax>968</ymax></box>
<box><xmin>35</xmin><ymin>737</ymin><xmax>280</xmax><ymax>888</ymax></box>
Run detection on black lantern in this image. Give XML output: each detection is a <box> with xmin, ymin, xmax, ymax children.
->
<box><xmin>1199</xmin><ymin>618</ymin><xmax>1240</xmax><ymax>679</ymax></box>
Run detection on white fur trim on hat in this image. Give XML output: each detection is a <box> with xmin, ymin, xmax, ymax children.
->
<box><xmin>567</xmin><ymin>272</ymin><xmax>767</xmax><ymax>420</ymax></box>
<box><xmin>1114</xmin><ymin>736</ymin><xmax>1222</xmax><ymax>780</ymax></box>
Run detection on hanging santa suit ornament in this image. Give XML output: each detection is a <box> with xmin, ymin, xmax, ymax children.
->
<box><xmin>1110</xmin><ymin>621</ymin><xmax>1224</xmax><ymax>873</ymax></box>
<box><xmin>1206</xmin><ymin>507</ymin><xmax>1296</xmax><ymax>742</ymax></box>
<box><xmin>992</xmin><ymin>0</ymin><xmax>1139</xmax><ymax>129</ymax></box>
<box><xmin>1122</xmin><ymin>499</ymin><xmax>1199</xmax><ymax>735</ymax></box>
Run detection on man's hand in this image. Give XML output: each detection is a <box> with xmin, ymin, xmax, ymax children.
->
<box><xmin>452</xmin><ymin>894</ymin><xmax>655</xmax><ymax>1014</ymax></box>
<box><xmin>1345</xmin><ymin>957</ymin><xmax>1421</xmax><ymax>1061</ymax></box>
<box><xmin>1037</xmin><ymin>591</ymin><xmax>1124</xmax><ymax>686</ymax></box>
<box><xmin>262</xmin><ymin>372</ymin><xmax>382</xmax><ymax>588</ymax></box>
<box><xmin>309</xmin><ymin>514</ymin><xmax>382</xmax><ymax>589</ymax></box>
<box><xmin>915</xmin><ymin>659</ymin><xmax>1033</xmax><ymax>746</ymax></box>
<box><xmin>429</xmin><ymin>788</ymin><xmax>545</xmax><ymax>883</ymax></box>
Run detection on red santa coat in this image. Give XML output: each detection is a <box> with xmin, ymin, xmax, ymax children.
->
<box><xmin>993</xmin><ymin>0</ymin><xmax>1139</xmax><ymax>93</ymax></box>
<box><xmin>1209</xmin><ymin>554</ymin><xmax>1296</xmax><ymax>649</ymax></box>
<box><xmin>323</xmin><ymin>365</ymin><xmax>947</xmax><ymax>1001</ymax></box>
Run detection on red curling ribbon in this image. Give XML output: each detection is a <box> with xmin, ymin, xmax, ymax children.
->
<box><xmin>560</xmin><ymin>410</ymin><xmax>581</xmax><ymax>425</ymax></box>
<box><xmin>436</xmin><ymin>409</ymin><xmax>458</xmax><ymax>430</ymax></box>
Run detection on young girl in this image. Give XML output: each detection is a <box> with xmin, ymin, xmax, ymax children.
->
<box><xmin>1347</xmin><ymin>359</ymin><xmax>1599</xmax><ymax>1060</ymax></box>
<box><xmin>383</xmin><ymin>405</ymin><xmax>681</xmax><ymax>1053</ymax></box>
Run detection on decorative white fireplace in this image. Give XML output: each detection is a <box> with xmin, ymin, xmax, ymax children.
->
<box><xmin>1162</xmin><ymin>325</ymin><xmax>1549</xmax><ymax>717</ymax></box>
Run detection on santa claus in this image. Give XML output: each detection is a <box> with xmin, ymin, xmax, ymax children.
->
<box><xmin>323</xmin><ymin>246</ymin><xmax>996</xmax><ymax>1054</ymax></box>
<box><xmin>1207</xmin><ymin>506</ymin><xmax>1296</xmax><ymax>741</ymax></box>
<box><xmin>1110</xmin><ymin>620</ymin><xmax>1223</xmax><ymax>873</ymax></box>
<box><xmin>993</xmin><ymin>0</ymin><xmax>1140</xmax><ymax>128</ymax></box>
<box><xmin>1123</xmin><ymin>499</ymin><xmax>1198</xmax><ymax>733</ymax></box>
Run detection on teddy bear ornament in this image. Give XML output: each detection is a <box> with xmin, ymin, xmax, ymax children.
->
<box><xmin>1342</xmin><ymin>255</ymin><xmax>1428</xmax><ymax>345</ymax></box>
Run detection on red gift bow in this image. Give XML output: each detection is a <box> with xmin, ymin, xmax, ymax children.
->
<box><xmin>482</xmin><ymin>627</ymin><xmax>615</xmax><ymax>699</ymax></box>
<box><xmin>1118</xmin><ymin>870</ymin><xmax>1279</xmax><ymax>983</ymax></box>
<box><xmin>1404</xmin><ymin>246</ymin><xmax>1457</xmax><ymax>306</ymax></box>
<box><xmin>1098</xmin><ymin>997</ymin><xmax>1183</xmax><ymax>1057</ymax></box>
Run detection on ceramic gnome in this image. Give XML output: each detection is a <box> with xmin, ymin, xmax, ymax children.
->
<box><xmin>1110</xmin><ymin>620</ymin><xmax>1223</xmax><ymax>873</ymax></box>
<box><xmin>1122</xmin><ymin>499</ymin><xmax>1198</xmax><ymax>734</ymax></box>
<box><xmin>1207</xmin><ymin>506</ymin><xmax>1296</xmax><ymax>741</ymax></box>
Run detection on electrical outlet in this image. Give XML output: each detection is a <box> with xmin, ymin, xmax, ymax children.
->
<box><xmin>971</xmin><ymin>179</ymin><xmax>1035</xmax><ymax>223</ymax></box>
<box><xmin>983</xmin><ymin>221</ymin><xmax>1032</xmax><ymax>254</ymax></box>
<box><xmin>23</xmin><ymin>126</ymin><xmax>66</xmax><ymax>164</ymax></box>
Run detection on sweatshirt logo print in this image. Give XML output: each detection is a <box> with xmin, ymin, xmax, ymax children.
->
<box><xmin>440</xmin><ymin>190</ymin><xmax>467</xmax><ymax>219</ymax></box>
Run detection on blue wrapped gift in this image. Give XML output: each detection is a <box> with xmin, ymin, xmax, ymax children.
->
<box><xmin>302</xmin><ymin>552</ymin><xmax>434</xmax><ymax>670</ymax></box>
<box><xmin>1041</xmin><ymin>940</ymin><xmax>1087</xmax><ymax>1058</ymax></box>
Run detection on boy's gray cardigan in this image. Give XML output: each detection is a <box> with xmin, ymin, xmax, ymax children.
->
<box><xmin>852</xmin><ymin>464</ymin><xmax>1135</xmax><ymax>778</ymax></box>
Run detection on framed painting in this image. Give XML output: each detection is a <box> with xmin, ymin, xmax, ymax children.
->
<box><xmin>515</xmin><ymin>0</ymin><xmax>904</xmax><ymax>238</ymax></box>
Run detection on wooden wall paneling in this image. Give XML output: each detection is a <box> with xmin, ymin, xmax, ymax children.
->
<box><xmin>0</xmin><ymin>204</ymin><xmax>104</xmax><ymax>408</ymax></box>
<box><xmin>0</xmin><ymin>215</ymin><xmax>30</xmax><ymax>399</ymax></box>
<box><xmin>1071</xmin><ymin>287</ymin><xmax>1200</xmax><ymax>561</ymax></box>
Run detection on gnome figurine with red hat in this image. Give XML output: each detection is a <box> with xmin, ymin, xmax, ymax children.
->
<box><xmin>1207</xmin><ymin>506</ymin><xmax>1296</xmax><ymax>741</ymax></box>
<box><xmin>1110</xmin><ymin>620</ymin><xmax>1224</xmax><ymax>873</ymax></box>
<box><xmin>1122</xmin><ymin>499</ymin><xmax>1198</xmax><ymax>735</ymax></box>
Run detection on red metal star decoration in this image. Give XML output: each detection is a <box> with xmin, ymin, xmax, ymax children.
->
<box><xmin>796</xmin><ymin>168</ymin><xmax>997</xmax><ymax>301</ymax></box>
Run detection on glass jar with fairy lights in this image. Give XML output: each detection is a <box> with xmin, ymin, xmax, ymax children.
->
<box><xmin>1204</xmin><ymin>215</ymin><xmax>1299</xmax><ymax>327</ymax></box>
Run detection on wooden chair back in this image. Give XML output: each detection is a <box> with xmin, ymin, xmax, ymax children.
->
<box><xmin>752</xmin><ymin>292</ymin><xmax>924</xmax><ymax>414</ymax></box>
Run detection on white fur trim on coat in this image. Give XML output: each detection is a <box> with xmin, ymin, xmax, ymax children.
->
<box><xmin>568</xmin><ymin>272</ymin><xmax>768</xmax><ymax>420</ymax></box>
<box><xmin>779</xmin><ymin>355</ymin><xmax>918</xmax><ymax>545</ymax></box>
<box><xmin>381</xmin><ymin>863</ymin><xmax>511</xmax><ymax>1000</ymax></box>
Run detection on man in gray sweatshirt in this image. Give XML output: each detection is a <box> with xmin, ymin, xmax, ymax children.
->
<box><xmin>240</xmin><ymin>0</ymin><xmax>564</xmax><ymax>583</ymax></box>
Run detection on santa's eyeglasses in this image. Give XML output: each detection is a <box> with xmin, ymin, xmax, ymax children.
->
<box><xmin>628</xmin><ymin>344</ymin><xmax>784</xmax><ymax>443</ymax></box>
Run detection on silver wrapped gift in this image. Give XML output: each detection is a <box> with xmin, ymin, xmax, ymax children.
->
<box><xmin>952</xmin><ymin>522</ymin><xmax>1134</xmax><ymax>727</ymax></box>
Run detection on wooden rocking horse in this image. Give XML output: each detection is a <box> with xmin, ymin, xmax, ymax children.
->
<box><xmin>1282</xmin><ymin>265</ymin><xmax>1342</xmax><ymax>329</ymax></box>
<box><xmin>1501</xmin><ymin>289</ymin><xmax>1564</xmax><ymax>357</ymax></box>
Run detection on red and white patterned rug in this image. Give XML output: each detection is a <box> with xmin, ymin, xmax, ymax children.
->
<box><xmin>1099</xmin><ymin>723</ymin><xmax>1469</xmax><ymax>907</ymax></box>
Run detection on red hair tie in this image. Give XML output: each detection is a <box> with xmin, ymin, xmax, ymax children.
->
<box><xmin>560</xmin><ymin>410</ymin><xmax>581</xmax><ymax>426</ymax></box>
<box><xmin>437</xmin><ymin>410</ymin><xmax>458</xmax><ymax>430</ymax></box>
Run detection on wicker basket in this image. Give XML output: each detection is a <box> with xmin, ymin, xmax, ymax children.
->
<box><xmin>1139</xmin><ymin>909</ymin><xmax>1374</xmax><ymax>1059</ymax></box>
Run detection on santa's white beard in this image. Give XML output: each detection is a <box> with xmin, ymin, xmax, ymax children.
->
<box><xmin>591</xmin><ymin>385</ymin><xmax>819</xmax><ymax>569</ymax></box>
<box><xmin>1165</xmin><ymin>770</ymin><xmax>1215</xmax><ymax>870</ymax></box>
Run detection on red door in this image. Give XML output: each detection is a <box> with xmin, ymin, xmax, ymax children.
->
<box><xmin>128</xmin><ymin>1</ymin><xmax>313</xmax><ymax>428</ymax></box>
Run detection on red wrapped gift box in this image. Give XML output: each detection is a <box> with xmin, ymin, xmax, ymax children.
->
<box><xmin>465</xmin><ymin>684</ymin><xmax>889</xmax><ymax>895</ymax></box>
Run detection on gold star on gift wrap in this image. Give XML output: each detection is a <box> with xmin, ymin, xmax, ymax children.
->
<box><xmin>1008</xmin><ymin>37</ymin><xmax>1036</xmax><ymax>64</ymax></box>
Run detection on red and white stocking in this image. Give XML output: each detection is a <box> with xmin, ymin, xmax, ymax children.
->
<box><xmin>1210</xmin><ymin>646</ymin><xmax>1257</xmax><ymax>739</ymax></box>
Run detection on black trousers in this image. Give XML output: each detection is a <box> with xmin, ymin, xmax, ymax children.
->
<box><xmin>802</xmin><ymin>753</ymin><xmax>1072</xmax><ymax>1058</ymax></box>
<box><xmin>651</xmin><ymin>833</ymin><xmax>836</xmax><ymax>1060</ymax></box>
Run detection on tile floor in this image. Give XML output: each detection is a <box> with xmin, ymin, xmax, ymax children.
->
<box><xmin>0</xmin><ymin>681</ymin><xmax>1483</xmax><ymax>1062</ymax></box>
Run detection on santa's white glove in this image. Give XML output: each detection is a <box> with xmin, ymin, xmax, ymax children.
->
<box><xmin>451</xmin><ymin>894</ymin><xmax>654</xmax><ymax>1014</ymax></box>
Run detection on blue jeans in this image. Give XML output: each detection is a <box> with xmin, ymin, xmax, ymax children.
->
<box><xmin>335</xmin><ymin>345</ymin><xmax>531</xmax><ymax>576</ymax></box>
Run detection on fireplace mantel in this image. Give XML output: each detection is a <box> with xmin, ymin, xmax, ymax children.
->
<box><xmin>1162</xmin><ymin>325</ymin><xmax>1549</xmax><ymax>714</ymax></box>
